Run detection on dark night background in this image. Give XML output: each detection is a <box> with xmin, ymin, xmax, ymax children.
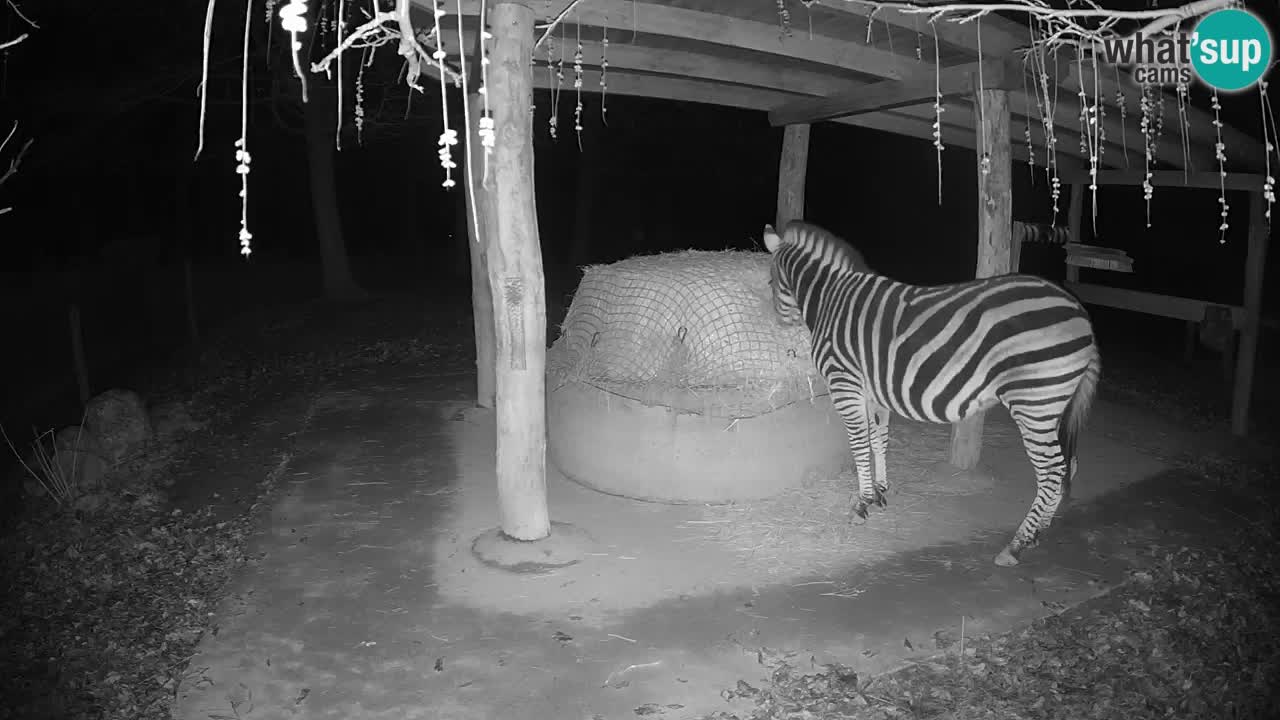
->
<box><xmin>1</xmin><ymin>0</ymin><xmax>1277</xmax><ymax>437</ymax></box>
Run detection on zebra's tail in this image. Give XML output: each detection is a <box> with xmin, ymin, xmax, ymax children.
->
<box><xmin>1059</xmin><ymin>347</ymin><xmax>1102</xmax><ymax>500</ymax></box>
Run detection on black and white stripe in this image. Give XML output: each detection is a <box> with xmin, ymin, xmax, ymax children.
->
<box><xmin>1013</xmin><ymin>220</ymin><xmax>1072</xmax><ymax>246</ymax></box>
<box><xmin>763</xmin><ymin>221</ymin><xmax>1101</xmax><ymax>567</ymax></box>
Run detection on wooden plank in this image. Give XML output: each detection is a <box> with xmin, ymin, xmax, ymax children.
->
<box><xmin>1027</xmin><ymin>82</ymin><xmax>1210</xmax><ymax>171</ymax></box>
<box><xmin>1066</xmin><ymin>281</ymin><xmax>1245</xmax><ymax>327</ymax></box>
<box><xmin>806</xmin><ymin>0</ymin><xmax>1025</xmax><ymax>56</ymax></box>
<box><xmin>482</xmin><ymin>1</ymin><xmax>550</xmax><ymax>541</ymax></box>
<box><xmin>440</xmin><ymin>32</ymin><xmax>858</xmax><ymax>100</ymax></box>
<box><xmin>1010</xmin><ymin>221</ymin><xmax>1023</xmax><ymax>272</ymax></box>
<box><xmin>776</xmin><ymin>124</ymin><xmax>810</xmax><ymax>227</ymax></box>
<box><xmin>768</xmin><ymin>57</ymin><xmax>1021</xmax><ymax>126</ymax></box>
<box><xmin>464</xmin><ymin>92</ymin><xmax>496</xmax><ymax>409</ymax></box>
<box><xmin>811</xmin><ymin>1</ymin><xmax>1260</xmax><ymax>166</ymax></box>
<box><xmin>1046</xmin><ymin>51</ymin><xmax>1265</xmax><ymax>167</ymax></box>
<box><xmin>526</xmin><ymin>71</ymin><xmax>1042</xmax><ymax>163</ymax></box>
<box><xmin>806</xmin><ymin>3</ymin><xmax>1207</xmax><ymax>169</ymax></box>
<box><xmin>1065</xmin><ymin>183</ymin><xmax>1085</xmax><ymax>283</ymax></box>
<box><xmin>846</xmin><ymin>5</ymin><xmax>1259</xmax><ymax>165</ymax></box>
<box><xmin>451</xmin><ymin>0</ymin><xmax>921</xmax><ymax>81</ymax></box>
<box><xmin>446</xmin><ymin>0</ymin><xmax>1263</xmax><ymax>165</ymax></box>
<box><xmin>950</xmin><ymin>87</ymin><xmax>1012</xmax><ymax>471</ymax></box>
<box><xmin>441</xmin><ymin>22</ymin><xmax>1115</xmax><ymax>169</ymax></box>
<box><xmin>1232</xmin><ymin>192</ymin><xmax>1270</xmax><ymax>436</ymax></box>
<box><xmin>412</xmin><ymin>49</ymin><xmax>1087</xmax><ymax>172</ymax></box>
<box><xmin>1057</xmin><ymin>167</ymin><xmax>1269</xmax><ymax>192</ymax></box>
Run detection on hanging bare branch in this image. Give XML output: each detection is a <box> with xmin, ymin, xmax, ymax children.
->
<box><xmin>0</xmin><ymin>123</ymin><xmax>34</xmax><ymax>215</ymax></box>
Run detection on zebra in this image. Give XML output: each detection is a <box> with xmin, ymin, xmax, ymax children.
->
<box><xmin>762</xmin><ymin>220</ymin><xmax>1101</xmax><ymax>567</ymax></box>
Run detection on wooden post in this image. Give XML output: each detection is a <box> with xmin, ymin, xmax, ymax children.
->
<box><xmin>950</xmin><ymin>89</ymin><xmax>1012</xmax><ymax>470</ymax></box>
<box><xmin>1065</xmin><ymin>183</ymin><xmax>1085</xmax><ymax>283</ymax></box>
<box><xmin>1010</xmin><ymin>227</ymin><xmax>1023</xmax><ymax>273</ymax></box>
<box><xmin>465</xmin><ymin>92</ymin><xmax>497</xmax><ymax>410</ymax></box>
<box><xmin>478</xmin><ymin>1</ymin><xmax>550</xmax><ymax>541</ymax></box>
<box><xmin>775</xmin><ymin>123</ymin><xmax>810</xmax><ymax>228</ymax></box>
<box><xmin>1231</xmin><ymin>191</ymin><xmax>1269</xmax><ymax>436</ymax></box>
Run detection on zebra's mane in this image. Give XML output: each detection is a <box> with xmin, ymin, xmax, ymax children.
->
<box><xmin>783</xmin><ymin>221</ymin><xmax>874</xmax><ymax>275</ymax></box>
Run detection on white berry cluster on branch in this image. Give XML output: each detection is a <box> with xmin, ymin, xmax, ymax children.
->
<box><xmin>193</xmin><ymin>0</ymin><xmax>1276</xmax><ymax>257</ymax></box>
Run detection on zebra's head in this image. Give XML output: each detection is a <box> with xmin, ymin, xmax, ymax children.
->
<box><xmin>762</xmin><ymin>223</ymin><xmax>804</xmax><ymax>325</ymax></box>
<box><xmin>762</xmin><ymin>220</ymin><xmax>871</xmax><ymax>326</ymax></box>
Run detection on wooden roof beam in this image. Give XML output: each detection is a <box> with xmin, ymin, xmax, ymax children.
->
<box><xmin>528</xmin><ymin>70</ymin><xmax>1081</xmax><ymax>171</ymax></box>
<box><xmin>1041</xmin><ymin>50</ymin><xmax>1263</xmax><ymax>168</ymax></box>
<box><xmin>768</xmin><ymin>57</ymin><xmax>1021</xmax><ymax>126</ymax></box>
<box><xmin>448</xmin><ymin>0</ymin><xmax>921</xmax><ymax>81</ymax></box>
<box><xmin>1056</xmin><ymin>167</ymin><xmax>1269</xmax><ymax>192</ymax></box>
<box><xmin>1017</xmin><ymin>84</ymin><xmax>1212</xmax><ymax>171</ymax></box>
<box><xmin>443</xmin><ymin>1</ymin><xmax>1258</xmax><ymax>166</ymax></box>
<box><xmin>807</xmin><ymin>0</ymin><xmax>1026</xmax><ymax>56</ymax></box>
<box><xmin>813</xmin><ymin>2</ymin><xmax>1263</xmax><ymax>165</ymax></box>
<box><xmin>437</xmin><ymin>24</ymin><xmax>1063</xmax><ymax>166</ymax></box>
<box><xmin>436</xmin><ymin>29</ymin><xmax>857</xmax><ymax>100</ymax></box>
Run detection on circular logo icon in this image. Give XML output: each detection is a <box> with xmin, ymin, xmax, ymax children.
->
<box><xmin>1191</xmin><ymin>8</ymin><xmax>1273</xmax><ymax>92</ymax></box>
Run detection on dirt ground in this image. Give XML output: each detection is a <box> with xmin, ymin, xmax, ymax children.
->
<box><xmin>3</xmin><ymin>294</ymin><xmax>1275</xmax><ymax>720</ymax></box>
<box><xmin>168</xmin><ymin>353</ymin><xmax>1230</xmax><ymax>720</ymax></box>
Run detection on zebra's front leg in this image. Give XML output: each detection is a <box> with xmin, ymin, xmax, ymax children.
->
<box><xmin>869</xmin><ymin>402</ymin><xmax>891</xmax><ymax>508</ymax></box>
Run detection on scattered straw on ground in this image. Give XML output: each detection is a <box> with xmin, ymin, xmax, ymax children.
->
<box><xmin>697</xmin><ymin>452</ymin><xmax>1280</xmax><ymax>720</ymax></box>
<box><xmin>692</xmin><ymin>416</ymin><xmax>1024</xmax><ymax>578</ymax></box>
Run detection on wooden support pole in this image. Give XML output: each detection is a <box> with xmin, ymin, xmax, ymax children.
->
<box><xmin>1065</xmin><ymin>183</ymin><xmax>1085</xmax><ymax>283</ymax></box>
<box><xmin>775</xmin><ymin>124</ymin><xmax>810</xmax><ymax>228</ymax></box>
<box><xmin>465</xmin><ymin>92</ymin><xmax>497</xmax><ymax>410</ymax></box>
<box><xmin>950</xmin><ymin>88</ymin><xmax>1012</xmax><ymax>471</ymax></box>
<box><xmin>769</xmin><ymin>57</ymin><xmax>1022</xmax><ymax>126</ymax></box>
<box><xmin>1231</xmin><ymin>192</ymin><xmax>1269</xmax><ymax>436</ymax></box>
<box><xmin>478</xmin><ymin>1</ymin><xmax>550</xmax><ymax>541</ymax></box>
<box><xmin>1010</xmin><ymin>225</ymin><xmax>1023</xmax><ymax>273</ymax></box>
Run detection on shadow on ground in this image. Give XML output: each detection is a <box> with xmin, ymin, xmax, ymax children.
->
<box><xmin>168</xmin><ymin>356</ymin><xmax>1255</xmax><ymax>720</ymax></box>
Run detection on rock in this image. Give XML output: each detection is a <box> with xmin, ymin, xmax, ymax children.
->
<box><xmin>53</xmin><ymin>425</ymin><xmax>108</xmax><ymax>491</ymax></box>
<box><xmin>84</xmin><ymin>389</ymin><xmax>152</xmax><ymax>465</ymax></box>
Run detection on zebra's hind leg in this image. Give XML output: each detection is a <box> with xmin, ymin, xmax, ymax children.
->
<box><xmin>869</xmin><ymin>403</ymin><xmax>891</xmax><ymax>507</ymax></box>
<box><xmin>995</xmin><ymin>409</ymin><xmax>1072</xmax><ymax>567</ymax></box>
<box><xmin>831</xmin><ymin>384</ymin><xmax>881</xmax><ymax>521</ymax></box>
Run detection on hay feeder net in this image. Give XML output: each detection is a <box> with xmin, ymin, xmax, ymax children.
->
<box><xmin>547</xmin><ymin>250</ymin><xmax>850</xmax><ymax>504</ymax></box>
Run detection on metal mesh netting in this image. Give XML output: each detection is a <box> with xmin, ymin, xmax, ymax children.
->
<box><xmin>547</xmin><ymin>250</ymin><xmax>827</xmax><ymax>418</ymax></box>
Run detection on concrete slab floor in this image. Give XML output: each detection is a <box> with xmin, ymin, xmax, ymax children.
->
<box><xmin>174</xmin><ymin>372</ymin><xmax>1217</xmax><ymax>720</ymax></box>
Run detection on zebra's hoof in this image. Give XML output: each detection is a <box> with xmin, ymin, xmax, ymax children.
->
<box><xmin>849</xmin><ymin>501</ymin><xmax>871</xmax><ymax>523</ymax></box>
<box><xmin>993</xmin><ymin>547</ymin><xmax>1019</xmax><ymax>567</ymax></box>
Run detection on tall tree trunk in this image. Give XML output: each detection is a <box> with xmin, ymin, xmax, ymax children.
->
<box><xmin>304</xmin><ymin>84</ymin><xmax>367</xmax><ymax>302</ymax></box>
<box><xmin>480</xmin><ymin>2</ymin><xmax>549</xmax><ymax>541</ymax></box>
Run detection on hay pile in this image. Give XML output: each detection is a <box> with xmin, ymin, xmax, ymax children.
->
<box><xmin>692</xmin><ymin>414</ymin><xmax>1025</xmax><ymax>578</ymax></box>
<box><xmin>547</xmin><ymin>250</ymin><xmax>824</xmax><ymax>417</ymax></box>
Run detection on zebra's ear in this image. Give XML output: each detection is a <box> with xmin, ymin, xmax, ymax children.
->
<box><xmin>763</xmin><ymin>224</ymin><xmax>783</xmax><ymax>253</ymax></box>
